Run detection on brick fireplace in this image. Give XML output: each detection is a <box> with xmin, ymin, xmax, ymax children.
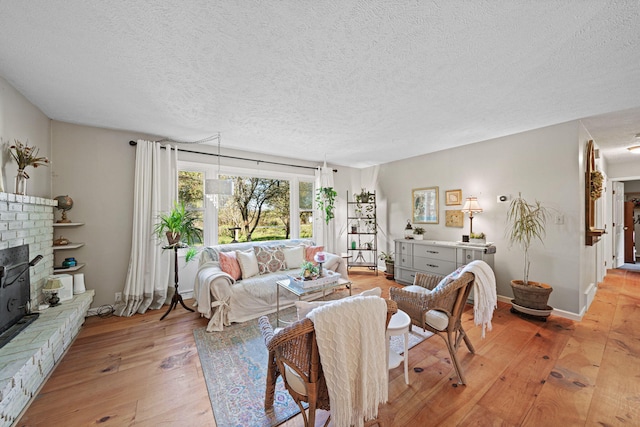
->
<box><xmin>0</xmin><ymin>193</ymin><xmax>93</xmax><ymax>425</ymax></box>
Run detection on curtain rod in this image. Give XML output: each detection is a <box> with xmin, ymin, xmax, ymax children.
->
<box><xmin>128</xmin><ymin>140</ymin><xmax>338</xmax><ymax>172</ymax></box>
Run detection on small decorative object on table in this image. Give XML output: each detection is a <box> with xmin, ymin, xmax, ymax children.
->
<box><xmin>289</xmin><ymin>269</ymin><xmax>341</xmax><ymax>289</ymax></box>
<box><xmin>62</xmin><ymin>257</ymin><xmax>77</xmax><ymax>268</ymax></box>
<box><xmin>404</xmin><ymin>220</ymin><xmax>413</xmax><ymax>239</ymax></box>
<box><xmin>313</xmin><ymin>252</ymin><xmax>326</xmax><ymax>276</ymax></box>
<box><xmin>469</xmin><ymin>232</ymin><xmax>486</xmax><ymax>244</ymax></box>
<box><xmin>42</xmin><ymin>277</ymin><xmax>64</xmax><ymax>307</ymax></box>
<box><xmin>9</xmin><ymin>139</ymin><xmax>50</xmax><ymax>195</ymax></box>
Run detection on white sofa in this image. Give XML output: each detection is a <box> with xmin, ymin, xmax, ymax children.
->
<box><xmin>193</xmin><ymin>239</ymin><xmax>348</xmax><ymax>331</ymax></box>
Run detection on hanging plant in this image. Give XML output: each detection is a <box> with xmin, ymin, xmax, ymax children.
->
<box><xmin>316</xmin><ymin>187</ymin><xmax>337</xmax><ymax>225</ymax></box>
<box><xmin>590</xmin><ymin>170</ymin><xmax>604</xmax><ymax>200</ymax></box>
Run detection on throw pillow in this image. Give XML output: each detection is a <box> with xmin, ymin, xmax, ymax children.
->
<box><xmin>235</xmin><ymin>249</ymin><xmax>260</xmax><ymax>279</ymax></box>
<box><xmin>434</xmin><ymin>265</ymin><xmax>466</xmax><ymax>292</ymax></box>
<box><xmin>218</xmin><ymin>251</ymin><xmax>241</xmax><ymax>280</ymax></box>
<box><xmin>295</xmin><ymin>287</ymin><xmax>382</xmax><ymax>319</ymax></box>
<box><xmin>254</xmin><ymin>246</ymin><xmax>287</xmax><ymax>274</ymax></box>
<box><xmin>304</xmin><ymin>245</ymin><xmax>324</xmax><ymax>264</ymax></box>
<box><xmin>282</xmin><ymin>245</ymin><xmax>305</xmax><ymax>270</ymax></box>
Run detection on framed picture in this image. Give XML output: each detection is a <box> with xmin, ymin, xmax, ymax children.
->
<box><xmin>445</xmin><ymin>189</ymin><xmax>462</xmax><ymax>206</ymax></box>
<box><xmin>412</xmin><ymin>187</ymin><xmax>439</xmax><ymax>224</ymax></box>
<box><xmin>445</xmin><ymin>210</ymin><xmax>464</xmax><ymax>228</ymax></box>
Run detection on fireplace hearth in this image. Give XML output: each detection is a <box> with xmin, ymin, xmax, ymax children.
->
<box><xmin>0</xmin><ymin>244</ymin><xmax>43</xmax><ymax>348</ymax></box>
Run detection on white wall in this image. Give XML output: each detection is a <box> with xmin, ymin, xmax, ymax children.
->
<box><xmin>369</xmin><ymin>121</ymin><xmax>588</xmax><ymax>315</ymax></box>
<box><xmin>0</xmin><ymin>76</ymin><xmax>51</xmax><ymax>197</ymax></box>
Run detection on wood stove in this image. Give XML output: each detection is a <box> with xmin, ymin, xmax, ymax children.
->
<box><xmin>0</xmin><ymin>244</ymin><xmax>42</xmax><ymax>348</ymax></box>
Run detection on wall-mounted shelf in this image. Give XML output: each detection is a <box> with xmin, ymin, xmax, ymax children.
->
<box><xmin>53</xmin><ymin>243</ymin><xmax>85</xmax><ymax>250</ymax></box>
<box><xmin>52</xmin><ymin>221</ymin><xmax>85</xmax><ymax>274</ymax></box>
<box><xmin>54</xmin><ymin>263</ymin><xmax>86</xmax><ymax>273</ymax></box>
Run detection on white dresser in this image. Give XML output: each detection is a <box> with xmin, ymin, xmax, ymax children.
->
<box><xmin>394</xmin><ymin>239</ymin><xmax>496</xmax><ymax>285</ymax></box>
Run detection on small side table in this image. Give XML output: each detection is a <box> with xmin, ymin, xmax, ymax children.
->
<box><xmin>386</xmin><ymin>309</ymin><xmax>411</xmax><ymax>384</ymax></box>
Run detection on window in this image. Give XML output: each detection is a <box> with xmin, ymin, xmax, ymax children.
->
<box><xmin>177</xmin><ymin>162</ymin><xmax>314</xmax><ymax>245</ymax></box>
<box><xmin>177</xmin><ymin>170</ymin><xmax>204</xmax><ymax>245</ymax></box>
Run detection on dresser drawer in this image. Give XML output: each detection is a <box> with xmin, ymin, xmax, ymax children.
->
<box><xmin>395</xmin><ymin>241</ymin><xmax>412</xmax><ymax>267</ymax></box>
<box><xmin>412</xmin><ymin>256</ymin><xmax>456</xmax><ymax>276</ymax></box>
<box><xmin>396</xmin><ymin>268</ymin><xmax>418</xmax><ymax>284</ymax></box>
<box><xmin>413</xmin><ymin>245</ymin><xmax>455</xmax><ymax>262</ymax></box>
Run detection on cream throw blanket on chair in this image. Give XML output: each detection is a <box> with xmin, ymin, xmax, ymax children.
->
<box><xmin>460</xmin><ymin>260</ymin><xmax>497</xmax><ymax>338</ymax></box>
<box><xmin>307</xmin><ymin>296</ymin><xmax>388</xmax><ymax>427</ymax></box>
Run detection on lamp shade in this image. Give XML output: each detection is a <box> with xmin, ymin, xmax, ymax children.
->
<box><xmin>43</xmin><ymin>277</ymin><xmax>63</xmax><ymax>292</ymax></box>
<box><xmin>461</xmin><ymin>197</ymin><xmax>483</xmax><ymax>213</ymax></box>
<box><xmin>205</xmin><ymin>179</ymin><xmax>234</xmax><ymax>198</ymax></box>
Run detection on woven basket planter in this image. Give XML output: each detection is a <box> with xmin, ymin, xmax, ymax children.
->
<box><xmin>511</xmin><ymin>280</ymin><xmax>553</xmax><ymax>310</ymax></box>
<box><xmin>385</xmin><ymin>262</ymin><xmax>395</xmax><ymax>280</ymax></box>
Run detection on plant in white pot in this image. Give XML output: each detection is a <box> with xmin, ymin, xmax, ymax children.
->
<box><xmin>506</xmin><ymin>193</ymin><xmax>553</xmax><ymax>313</ymax></box>
<box><xmin>413</xmin><ymin>227</ymin><xmax>425</xmax><ymax>240</ymax></box>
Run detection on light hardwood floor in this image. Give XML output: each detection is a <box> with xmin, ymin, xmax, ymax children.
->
<box><xmin>17</xmin><ymin>268</ymin><xmax>640</xmax><ymax>426</ymax></box>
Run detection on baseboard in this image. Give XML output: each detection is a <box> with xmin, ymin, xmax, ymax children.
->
<box><xmin>86</xmin><ymin>289</ymin><xmax>196</xmax><ymax>317</ymax></box>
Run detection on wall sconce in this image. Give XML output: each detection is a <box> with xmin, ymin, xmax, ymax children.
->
<box><xmin>461</xmin><ymin>196</ymin><xmax>483</xmax><ymax>236</ymax></box>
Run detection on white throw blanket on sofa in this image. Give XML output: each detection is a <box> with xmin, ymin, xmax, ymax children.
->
<box><xmin>307</xmin><ymin>296</ymin><xmax>388</xmax><ymax>427</ymax></box>
<box><xmin>460</xmin><ymin>260</ymin><xmax>497</xmax><ymax>338</ymax></box>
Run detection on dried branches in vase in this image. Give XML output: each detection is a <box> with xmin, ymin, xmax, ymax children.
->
<box><xmin>8</xmin><ymin>139</ymin><xmax>49</xmax><ymax>195</ymax></box>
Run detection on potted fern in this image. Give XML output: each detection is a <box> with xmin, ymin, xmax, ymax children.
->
<box><xmin>153</xmin><ymin>201</ymin><xmax>203</xmax><ymax>262</ymax></box>
<box><xmin>506</xmin><ymin>193</ymin><xmax>553</xmax><ymax>311</ymax></box>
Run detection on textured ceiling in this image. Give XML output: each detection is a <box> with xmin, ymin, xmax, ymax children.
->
<box><xmin>0</xmin><ymin>1</ymin><xmax>639</xmax><ymax>168</ymax></box>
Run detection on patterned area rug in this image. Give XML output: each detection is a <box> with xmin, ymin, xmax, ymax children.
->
<box><xmin>193</xmin><ymin>301</ymin><xmax>433</xmax><ymax>427</ymax></box>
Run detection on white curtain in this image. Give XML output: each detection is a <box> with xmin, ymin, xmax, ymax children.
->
<box><xmin>115</xmin><ymin>141</ymin><xmax>178</xmax><ymax>316</ymax></box>
<box><xmin>313</xmin><ymin>161</ymin><xmax>336</xmax><ymax>253</ymax></box>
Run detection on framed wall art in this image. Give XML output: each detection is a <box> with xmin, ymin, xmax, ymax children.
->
<box><xmin>445</xmin><ymin>210</ymin><xmax>464</xmax><ymax>228</ymax></box>
<box><xmin>445</xmin><ymin>189</ymin><xmax>462</xmax><ymax>206</ymax></box>
<box><xmin>412</xmin><ymin>187</ymin><xmax>439</xmax><ymax>224</ymax></box>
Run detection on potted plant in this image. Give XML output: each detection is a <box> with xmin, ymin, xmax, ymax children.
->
<box><xmin>378</xmin><ymin>251</ymin><xmax>395</xmax><ymax>279</ymax></box>
<box><xmin>506</xmin><ymin>193</ymin><xmax>553</xmax><ymax>311</ymax></box>
<box><xmin>300</xmin><ymin>261</ymin><xmax>319</xmax><ymax>280</ymax></box>
<box><xmin>153</xmin><ymin>201</ymin><xmax>203</xmax><ymax>262</ymax></box>
<box><xmin>469</xmin><ymin>232</ymin><xmax>486</xmax><ymax>244</ymax></box>
<box><xmin>316</xmin><ymin>187</ymin><xmax>338</xmax><ymax>225</ymax></box>
<box><xmin>413</xmin><ymin>227</ymin><xmax>425</xmax><ymax>240</ymax></box>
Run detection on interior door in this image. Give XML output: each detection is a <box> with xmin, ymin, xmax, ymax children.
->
<box><xmin>613</xmin><ymin>181</ymin><xmax>625</xmax><ymax>268</ymax></box>
<box><xmin>624</xmin><ymin>201</ymin><xmax>636</xmax><ymax>263</ymax></box>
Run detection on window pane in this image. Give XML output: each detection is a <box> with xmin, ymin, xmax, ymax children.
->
<box><xmin>300</xmin><ymin>211</ymin><xmax>313</xmax><ymax>238</ymax></box>
<box><xmin>178</xmin><ymin>171</ymin><xmax>204</xmax><ymax>209</ymax></box>
<box><xmin>217</xmin><ymin>176</ymin><xmax>290</xmax><ymax>242</ymax></box>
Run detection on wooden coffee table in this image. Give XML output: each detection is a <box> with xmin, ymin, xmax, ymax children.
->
<box><xmin>276</xmin><ymin>277</ymin><xmax>352</xmax><ymax>325</ymax></box>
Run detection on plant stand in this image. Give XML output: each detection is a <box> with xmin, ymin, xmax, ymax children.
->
<box><xmin>160</xmin><ymin>243</ymin><xmax>195</xmax><ymax>321</ymax></box>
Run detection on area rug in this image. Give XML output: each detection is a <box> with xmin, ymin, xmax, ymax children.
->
<box><xmin>193</xmin><ymin>304</ymin><xmax>433</xmax><ymax>427</ymax></box>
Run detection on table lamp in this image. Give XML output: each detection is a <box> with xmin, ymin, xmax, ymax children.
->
<box><xmin>461</xmin><ymin>197</ymin><xmax>483</xmax><ymax>237</ymax></box>
<box><xmin>43</xmin><ymin>277</ymin><xmax>64</xmax><ymax>307</ymax></box>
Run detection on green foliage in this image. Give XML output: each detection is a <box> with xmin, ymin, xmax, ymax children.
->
<box><xmin>316</xmin><ymin>187</ymin><xmax>337</xmax><ymax>225</ymax></box>
<box><xmin>470</xmin><ymin>232</ymin><xmax>485</xmax><ymax>239</ymax></box>
<box><xmin>506</xmin><ymin>193</ymin><xmax>549</xmax><ymax>284</ymax></box>
<box><xmin>300</xmin><ymin>261</ymin><xmax>319</xmax><ymax>277</ymax></box>
<box><xmin>378</xmin><ymin>251</ymin><xmax>394</xmax><ymax>263</ymax></box>
<box><xmin>153</xmin><ymin>201</ymin><xmax>203</xmax><ymax>246</ymax></box>
<box><xmin>413</xmin><ymin>227</ymin><xmax>425</xmax><ymax>235</ymax></box>
<box><xmin>185</xmin><ymin>247</ymin><xmax>199</xmax><ymax>263</ymax></box>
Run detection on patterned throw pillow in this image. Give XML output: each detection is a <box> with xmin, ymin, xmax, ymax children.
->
<box><xmin>434</xmin><ymin>265</ymin><xmax>466</xmax><ymax>292</ymax></box>
<box><xmin>254</xmin><ymin>246</ymin><xmax>287</xmax><ymax>274</ymax></box>
<box><xmin>304</xmin><ymin>245</ymin><xmax>324</xmax><ymax>265</ymax></box>
<box><xmin>218</xmin><ymin>251</ymin><xmax>241</xmax><ymax>280</ymax></box>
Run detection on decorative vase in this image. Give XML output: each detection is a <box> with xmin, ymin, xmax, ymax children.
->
<box><xmin>413</xmin><ymin>234</ymin><xmax>423</xmax><ymax>240</ymax></box>
<box><xmin>15</xmin><ymin>169</ymin><xmax>28</xmax><ymax>195</ymax></box>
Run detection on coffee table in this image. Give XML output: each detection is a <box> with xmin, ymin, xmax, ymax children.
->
<box><xmin>276</xmin><ymin>277</ymin><xmax>352</xmax><ymax>325</ymax></box>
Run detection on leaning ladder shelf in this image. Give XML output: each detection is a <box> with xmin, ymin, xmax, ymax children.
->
<box><xmin>346</xmin><ymin>190</ymin><xmax>378</xmax><ymax>275</ymax></box>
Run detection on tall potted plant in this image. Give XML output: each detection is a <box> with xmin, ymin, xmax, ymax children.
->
<box><xmin>506</xmin><ymin>193</ymin><xmax>553</xmax><ymax>310</ymax></box>
<box><xmin>378</xmin><ymin>251</ymin><xmax>394</xmax><ymax>279</ymax></box>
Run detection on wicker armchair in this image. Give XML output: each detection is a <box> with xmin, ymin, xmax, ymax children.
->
<box><xmin>259</xmin><ymin>298</ymin><xmax>397</xmax><ymax>427</ymax></box>
<box><xmin>389</xmin><ymin>271</ymin><xmax>475</xmax><ymax>384</ymax></box>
